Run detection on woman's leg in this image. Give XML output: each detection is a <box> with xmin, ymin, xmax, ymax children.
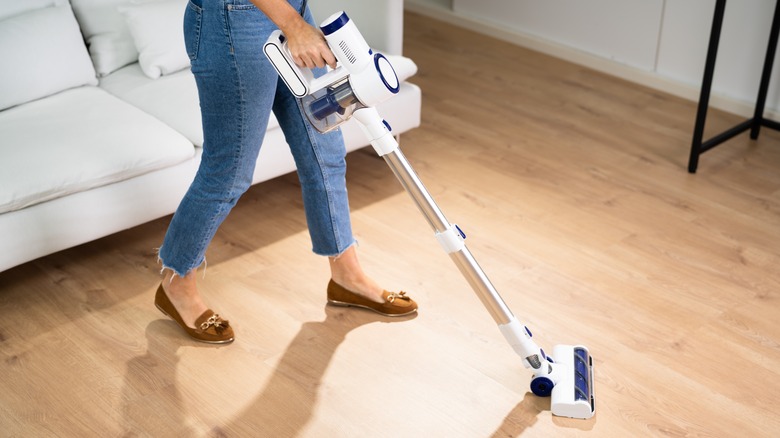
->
<box><xmin>269</xmin><ymin>5</ymin><xmax>386</xmax><ymax>302</ymax></box>
<box><xmin>158</xmin><ymin>0</ymin><xmax>281</xmax><ymax>326</ymax></box>
<box><xmin>272</xmin><ymin>87</ymin><xmax>385</xmax><ymax>301</ymax></box>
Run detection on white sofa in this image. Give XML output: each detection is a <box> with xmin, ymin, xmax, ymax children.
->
<box><xmin>0</xmin><ymin>0</ymin><xmax>421</xmax><ymax>273</ymax></box>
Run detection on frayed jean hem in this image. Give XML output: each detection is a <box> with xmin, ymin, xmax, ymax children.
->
<box><xmin>156</xmin><ymin>247</ymin><xmax>206</xmax><ymax>280</ymax></box>
<box><xmin>315</xmin><ymin>240</ymin><xmax>358</xmax><ymax>259</ymax></box>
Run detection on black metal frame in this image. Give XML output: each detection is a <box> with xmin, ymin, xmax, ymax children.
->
<box><xmin>689</xmin><ymin>0</ymin><xmax>780</xmax><ymax>173</ymax></box>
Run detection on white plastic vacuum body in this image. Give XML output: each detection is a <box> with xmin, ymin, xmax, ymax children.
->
<box><xmin>263</xmin><ymin>11</ymin><xmax>399</xmax><ymax>133</ymax></box>
<box><xmin>264</xmin><ymin>11</ymin><xmax>594</xmax><ymax>420</ymax></box>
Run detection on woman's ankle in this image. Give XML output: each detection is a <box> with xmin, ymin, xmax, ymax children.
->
<box><xmin>161</xmin><ymin>270</ymin><xmax>208</xmax><ymax>327</ymax></box>
<box><xmin>328</xmin><ymin>247</ymin><xmax>385</xmax><ymax>302</ymax></box>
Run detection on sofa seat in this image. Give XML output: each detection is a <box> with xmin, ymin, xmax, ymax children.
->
<box><xmin>0</xmin><ymin>86</ymin><xmax>193</xmax><ymax>214</ymax></box>
<box><xmin>98</xmin><ymin>55</ymin><xmax>421</xmax><ymax>188</ymax></box>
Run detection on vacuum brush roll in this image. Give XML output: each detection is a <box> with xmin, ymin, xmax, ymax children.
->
<box><xmin>550</xmin><ymin>344</ymin><xmax>595</xmax><ymax>419</ymax></box>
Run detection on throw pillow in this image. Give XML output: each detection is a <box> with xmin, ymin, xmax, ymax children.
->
<box><xmin>0</xmin><ymin>0</ymin><xmax>68</xmax><ymax>20</ymax></box>
<box><xmin>0</xmin><ymin>4</ymin><xmax>98</xmax><ymax>111</ymax></box>
<box><xmin>120</xmin><ymin>0</ymin><xmax>190</xmax><ymax>79</ymax></box>
<box><xmin>70</xmin><ymin>0</ymin><xmax>140</xmax><ymax>77</ymax></box>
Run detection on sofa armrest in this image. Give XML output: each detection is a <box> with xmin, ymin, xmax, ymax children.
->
<box><xmin>308</xmin><ymin>0</ymin><xmax>404</xmax><ymax>56</ymax></box>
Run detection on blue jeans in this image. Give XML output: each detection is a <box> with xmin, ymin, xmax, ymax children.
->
<box><xmin>159</xmin><ymin>0</ymin><xmax>355</xmax><ymax>276</ymax></box>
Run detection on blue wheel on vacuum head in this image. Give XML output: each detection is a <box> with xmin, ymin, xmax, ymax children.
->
<box><xmin>530</xmin><ymin>376</ymin><xmax>554</xmax><ymax>397</ymax></box>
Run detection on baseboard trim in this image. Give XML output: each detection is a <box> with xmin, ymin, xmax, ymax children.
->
<box><xmin>405</xmin><ymin>0</ymin><xmax>776</xmax><ymax>121</ymax></box>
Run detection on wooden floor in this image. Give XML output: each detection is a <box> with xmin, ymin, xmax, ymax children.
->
<box><xmin>2</xmin><ymin>12</ymin><xmax>779</xmax><ymax>437</ymax></box>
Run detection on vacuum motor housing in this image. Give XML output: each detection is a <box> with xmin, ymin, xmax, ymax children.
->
<box><xmin>263</xmin><ymin>11</ymin><xmax>400</xmax><ymax>133</ymax></box>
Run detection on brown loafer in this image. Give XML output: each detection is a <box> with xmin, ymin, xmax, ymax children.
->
<box><xmin>154</xmin><ymin>283</ymin><xmax>234</xmax><ymax>344</ymax></box>
<box><xmin>327</xmin><ymin>280</ymin><xmax>418</xmax><ymax>317</ymax></box>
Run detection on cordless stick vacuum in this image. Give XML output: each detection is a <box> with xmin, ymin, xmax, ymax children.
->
<box><xmin>264</xmin><ymin>11</ymin><xmax>595</xmax><ymax>420</ymax></box>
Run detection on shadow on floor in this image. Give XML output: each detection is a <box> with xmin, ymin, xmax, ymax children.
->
<box><xmin>121</xmin><ymin>305</ymin><xmax>416</xmax><ymax>436</ymax></box>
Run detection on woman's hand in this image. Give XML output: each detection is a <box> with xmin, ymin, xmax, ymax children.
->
<box><xmin>282</xmin><ymin>19</ymin><xmax>337</xmax><ymax>69</ymax></box>
<box><xmin>250</xmin><ymin>0</ymin><xmax>336</xmax><ymax>69</ymax></box>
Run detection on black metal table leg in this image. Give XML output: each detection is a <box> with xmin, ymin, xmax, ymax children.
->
<box><xmin>750</xmin><ymin>0</ymin><xmax>780</xmax><ymax>139</ymax></box>
<box><xmin>689</xmin><ymin>0</ymin><xmax>727</xmax><ymax>173</ymax></box>
<box><xmin>689</xmin><ymin>0</ymin><xmax>780</xmax><ymax>173</ymax></box>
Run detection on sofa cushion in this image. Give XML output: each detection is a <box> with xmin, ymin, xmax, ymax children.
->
<box><xmin>386</xmin><ymin>55</ymin><xmax>418</xmax><ymax>84</ymax></box>
<box><xmin>0</xmin><ymin>0</ymin><xmax>67</xmax><ymax>20</ymax></box>
<box><xmin>0</xmin><ymin>87</ymin><xmax>194</xmax><ymax>214</ymax></box>
<box><xmin>100</xmin><ymin>63</ymin><xmax>280</xmax><ymax>147</ymax></box>
<box><xmin>119</xmin><ymin>0</ymin><xmax>190</xmax><ymax>79</ymax></box>
<box><xmin>70</xmin><ymin>0</ymin><xmax>140</xmax><ymax>77</ymax></box>
<box><xmin>0</xmin><ymin>4</ymin><xmax>98</xmax><ymax>111</ymax></box>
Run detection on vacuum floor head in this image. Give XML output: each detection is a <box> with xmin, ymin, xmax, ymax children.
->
<box><xmin>550</xmin><ymin>344</ymin><xmax>595</xmax><ymax>419</ymax></box>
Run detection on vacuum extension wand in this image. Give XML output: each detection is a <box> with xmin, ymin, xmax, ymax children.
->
<box><xmin>264</xmin><ymin>11</ymin><xmax>594</xmax><ymax>420</ymax></box>
<box><xmin>351</xmin><ymin>109</ymin><xmax>514</xmax><ymax>325</ymax></box>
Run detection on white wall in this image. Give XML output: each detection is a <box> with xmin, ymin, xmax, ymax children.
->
<box><xmin>656</xmin><ymin>0</ymin><xmax>779</xmax><ymax>105</ymax></box>
<box><xmin>453</xmin><ymin>0</ymin><xmax>665</xmax><ymax>70</ymax></box>
<box><xmin>310</xmin><ymin>0</ymin><xmax>404</xmax><ymax>55</ymax></box>
<box><xmin>408</xmin><ymin>0</ymin><xmax>780</xmax><ymax>117</ymax></box>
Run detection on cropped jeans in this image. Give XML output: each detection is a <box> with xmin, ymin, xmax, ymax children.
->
<box><xmin>159</xmin><ymin>0</ymin><xmax>355</xmax><ymax>277</ymax></box>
